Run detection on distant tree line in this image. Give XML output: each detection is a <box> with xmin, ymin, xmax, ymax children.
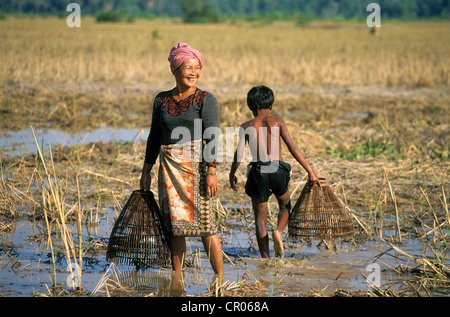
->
<box><xmin>1</xmin><ymin>0</ymin><xmax>449</xmax><ymax>21</ymax></box>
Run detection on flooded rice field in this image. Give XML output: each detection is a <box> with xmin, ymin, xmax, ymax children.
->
<box><xmin>0</xmin><ymin>125</ymin><xmax>448</xmax><ymax>297</ymax></box>
<box><xmin>0</xmin><ymin>89</ymin><xmax>449</xmax><ymax>297</ymax></box>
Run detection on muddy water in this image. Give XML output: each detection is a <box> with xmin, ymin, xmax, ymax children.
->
<box><xmin>0</xmin><ymin>127</ymin><xmax>146</xmax><ymax>157</ymax></box>
<box><xmin>0</xmin><ymin>208</ymin><xmax>436</xmax><ymax>297</ymax></box>
<box><xmin>0</xmin><ymin>128</ymin><xmax>447</xmax><ymax>297</ymax></box>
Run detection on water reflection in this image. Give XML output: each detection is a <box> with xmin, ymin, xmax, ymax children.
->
<box><xmin>115</xmin><ymin>270</ymin><xmax>224</xmax><ymax>297</ymax></box>
<box><xmin>116</xmin><ymin>269</ymin><xmax>176</xmax><ymax>296</ymax></box>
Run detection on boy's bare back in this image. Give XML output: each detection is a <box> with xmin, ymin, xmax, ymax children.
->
<box><xmin>240</xmin><ymin>113</ymin><xmax>289</xmax><ymax>163</ymax></box>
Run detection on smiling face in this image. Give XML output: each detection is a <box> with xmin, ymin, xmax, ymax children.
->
<box><xmin>173</xmin><ymin>58</ymin><xmax>201</xmax><ymax>89</ymax></box>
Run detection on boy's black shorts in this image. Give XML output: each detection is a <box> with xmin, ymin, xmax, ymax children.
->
<box><xmin>245</xmin><ymin>160</ymin><xmax>291</xmax><ymax>203</ymax></box>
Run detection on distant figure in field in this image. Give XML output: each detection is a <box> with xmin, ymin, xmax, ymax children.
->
<box><xmin>371</xmin><ymin>26</ymin><xmax>380</xmax><ymax>35</ymax></box>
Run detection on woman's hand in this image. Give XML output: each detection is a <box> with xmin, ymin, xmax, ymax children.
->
<box><xmin>140</xmin><ymin>172</ymin><xmax>152</xmax><ymax>192</ymax></box>
<box><xmin>205</xmin><ymin>168</ymin><xmax>218</xmax><ymax>197</ymax></box>
<box><xmin>140</xmin><ymin>162</ymin><xmax>154</xmax><ymax>192</ymax></box>
<box><xmin>229</xmin><ymin>174</ymin><xmax>238</xmax><ymax>191</ymax></box>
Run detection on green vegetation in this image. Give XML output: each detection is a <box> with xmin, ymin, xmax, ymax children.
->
<box><xmin>1</xmin><ymin>0</ymin><xmax>449</xmax><ymax>21</ymax></box>
<box><xmin>95</xmin><ymin>11</ymin><xmax>122</xmax><ymax>23</ymax></box>
<box><xmin>325</xmin><ymin>137</ymin><xmax>401</xmax><ymax>161</ymax></box>
<box><xmin>181</xmin><ymin>0</ymin><xmax>220</xmax><ymax>23</ymax></box>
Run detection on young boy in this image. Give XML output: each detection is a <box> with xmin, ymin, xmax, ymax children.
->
<box><xmin>229</xmin><ymin>85</ymin><xmax>321</xmax><ymax>258</ymax></box>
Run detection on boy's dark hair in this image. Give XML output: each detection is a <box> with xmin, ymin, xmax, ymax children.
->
<box><xmin>247</xmin><ymin>85</ymin><xmax>274</xmax><ymax>112</ymax></box>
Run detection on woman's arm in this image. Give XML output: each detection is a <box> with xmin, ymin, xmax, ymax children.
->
<box><xmin>141</xmin><ymin>97</ymin><xmax>161</xmax><ymax>191</ymax></box>
<box><xmin>201</xmin><ymin>93</ymin><xmax>220</xmax><ymax>197</ymax></box>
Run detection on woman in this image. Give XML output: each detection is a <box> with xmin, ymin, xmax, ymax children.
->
<box><xmin>140</xmin><ymin>42</ymin><xmax>223</xmax><ymax>276</ymax></box>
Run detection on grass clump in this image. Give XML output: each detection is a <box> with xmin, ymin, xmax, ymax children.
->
<box><xmin>96</xmin><ymin>11</ymin><xmax>122</xmax><ymax>23</ymax></box>
<box><xmin>326</xmin><ymin>137</ymin><xmax>401</xmax><ymax>161</ymax></box>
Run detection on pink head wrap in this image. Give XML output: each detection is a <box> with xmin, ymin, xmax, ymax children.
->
<box><xmin>168</xmin><ymin>42</ymin><xmax>204</xmax><ymax>73</ymax></box>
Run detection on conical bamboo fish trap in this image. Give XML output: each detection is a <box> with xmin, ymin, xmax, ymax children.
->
<box><xmin>106</xmin><ymin>190</ymin><xmax>171</xmax><ymax>268</ymax></box>
<box><xmin>288</xmin><ymin>178</ymin><xmax>354</xmax><ymax>240</ymax></box>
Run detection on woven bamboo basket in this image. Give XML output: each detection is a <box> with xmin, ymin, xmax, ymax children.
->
<box><xmin>106</xmin><ymin>190</ymin><xmax>171</xmax><ymax>268</ymax></box>
<box><xmin>288</xmin><ymin>178</ymin><xmax>354</xmax><ymax>240</ymax></box>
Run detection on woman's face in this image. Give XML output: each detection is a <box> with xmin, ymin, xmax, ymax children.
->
<box><xmin>174</xmin><ymin>58</ymin><xmax>201</xmax><ymax>89</ymax></box>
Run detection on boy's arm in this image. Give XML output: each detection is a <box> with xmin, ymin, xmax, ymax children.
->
<box><xmin>229</xmin><ymin>151</ymin><xmax>240</xmax><ymax>191</ymax></box>
<box><xmin>279</xmin><ymin>118</ymin><xmax>322</xmax><ymax>189</ymax></box>
<box><xmin>229</xmin><ymin>125</ymin><xmax>247</xmax><ymax>191</ymax></box>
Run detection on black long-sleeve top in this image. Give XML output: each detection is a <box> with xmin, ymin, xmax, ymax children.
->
<box><xmin>144</xmin><ymin>88</ymin><xmax>219</xmax><ymax>167</ymax></box>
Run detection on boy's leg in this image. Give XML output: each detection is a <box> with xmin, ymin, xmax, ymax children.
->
<box><xmin>273</xmin><ymin>190</ymin><xmax>291</xmax><ymax>257</ymax></box>
<box><xmin>275</xmin><ymin>190</ymin><xmax>291</xmax><ymax>231</ymax></box>
<box><xmin>252</xmin><ymin>198</ymin><xmax>270</xmax><ymax>258</ymax></box>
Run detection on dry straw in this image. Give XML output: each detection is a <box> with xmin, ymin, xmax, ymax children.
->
<box><xmin>288</xmin><ymin>178</ymin><xmax>354</xmax><ymax>240</ymax></box>
<box><xmin>107</xmin><ymin>190</ymin><xmax>171</xmax><ymax>268</ymax></box>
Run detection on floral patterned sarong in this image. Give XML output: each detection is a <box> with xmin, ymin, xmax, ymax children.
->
<box><xmin>158</xmin><ymin>140</ymin><xmax>216</xmax><ymax>237</ymax></box>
